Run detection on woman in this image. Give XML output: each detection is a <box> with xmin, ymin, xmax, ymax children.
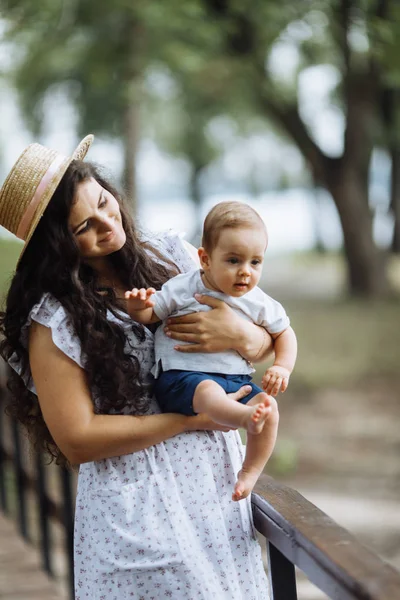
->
<box><xmin>0</xmin><ymin>136</ymin><xmax>274</xmax><ymax>599</ymax></box>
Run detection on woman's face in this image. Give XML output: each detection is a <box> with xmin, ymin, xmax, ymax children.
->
<box><xmin>68</xmin><ymin>178</ymin><xmax>126</xmax><ymax>262</ymax></box>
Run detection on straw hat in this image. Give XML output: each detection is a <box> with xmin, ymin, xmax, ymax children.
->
<box><xmin>0</xmin><ymin>134</ymin><xmax>94</xmax><ymax>262</ymax></box>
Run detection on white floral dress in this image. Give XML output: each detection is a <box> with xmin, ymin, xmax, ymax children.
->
<box><xmin>10</xmin><ymin>232</ymin><xmax>270</xmax><ymax>600</ymax></box>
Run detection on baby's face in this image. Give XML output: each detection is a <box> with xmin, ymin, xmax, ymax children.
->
<box><xmin>200</xmin><ymin>226</ymin><xmax>267</xmax><ymax>297</ymax></box>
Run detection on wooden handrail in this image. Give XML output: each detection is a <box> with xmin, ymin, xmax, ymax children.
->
<box><xmin>0</xmin><ymin>363</ymin><xmax>75</xmax><ymax>598</ymax></box>
<box><xmin>252</xmin><ymin>474</ymin><xmax>400</xmax><ymax>600</ymax></box>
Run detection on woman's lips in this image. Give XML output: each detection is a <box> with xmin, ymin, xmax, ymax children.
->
<box><xmin>100</xmin><ymin>230</ymin><xmax>115</xmax><ymax>243</ymax></box>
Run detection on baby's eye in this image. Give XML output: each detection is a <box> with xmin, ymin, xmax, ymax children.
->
<box><xmin>252</xmin><ymin>259</ymin><xmax>261</xmax><ymax>266</ymax></box>
<box><xmin>227</xmin><ymin>258</ymin><xmax>239</xmax><ymax>264</ymax></box>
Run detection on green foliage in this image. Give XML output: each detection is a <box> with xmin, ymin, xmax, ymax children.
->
<box><xmin>3</xmin><ymin>1</ymin><xmax>145</xmax><ymax>137</ymax></box>
<box><xmin>3</xmin><ymin>0</ymin><xmax>400</xmax><ymax>152</ymax></box>
<box><xmin>2</xmin><ymin>0</ymin><xmax>400</xmax><ymax>288</ymax></box>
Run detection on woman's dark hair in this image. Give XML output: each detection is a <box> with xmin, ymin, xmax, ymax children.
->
<box><xmin>0</xmin><ymin>160</ymin><xmax>179</xmax><ymax>465</ymax></box>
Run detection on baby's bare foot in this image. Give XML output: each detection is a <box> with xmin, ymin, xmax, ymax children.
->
<box><xmin>243</xmin><ymin>393</ymin><xmax>271</xmax><ymax>435</ymax></box>
<box><xmin>232</xmin><ymin>468</ymin><xmax>261</xmax><ymax>502</ymax></box>
<box><xmin>247</xmin><ymin>392</ymin><xmax>272</xmax><ymax>410</ymax></box>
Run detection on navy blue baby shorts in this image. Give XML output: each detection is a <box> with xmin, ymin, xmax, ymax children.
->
<box><xmin>154</xmin><ymin>370</ymin><xmax>264</xmax><ymax>416</ymax></box>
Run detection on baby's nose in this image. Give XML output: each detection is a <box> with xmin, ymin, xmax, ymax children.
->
<box><xmin>239</xmin><ymin>265</ymin><xmax>251</xmax><ymax>275</ymax></box>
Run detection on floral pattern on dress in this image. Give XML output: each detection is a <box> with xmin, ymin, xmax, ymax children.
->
<box><xmin>11</xmin><ymin>231</ymin><xmax>270</xmax><ymax>600</ymax></box>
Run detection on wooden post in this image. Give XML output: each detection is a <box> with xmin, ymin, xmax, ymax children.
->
<box><xmin>268</xmin><ymin>542</ymin><xmax>298</xmax><ymax>600</ymax></box>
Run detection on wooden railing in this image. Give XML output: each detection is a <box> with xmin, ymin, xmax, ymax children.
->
<box><xmin>0</xmin><ymin>361</ymin><xmax>75</xmax><ymax>598</ymax></box>
<box><xmin>1</xmin><ymin>358</ymin><xmax>400</xmax><ymax>599</ymax></box>
<box><xmin>252</xmin><ymin>476</ymin><xmax>400</xmax><ymax>599</ymax></box>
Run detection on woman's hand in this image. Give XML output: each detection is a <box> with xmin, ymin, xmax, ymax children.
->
<box><xmin>185</xmin><ymin>384</ymin><xmax>252</xmax><ymax>432</ymax></box>
<box><xmin>164</xmin><ymin>294</ymin><xmax>248</xmax><ymax>353</ymax></box>
<box><xmin>164</xmin><ymin>294</ymin><xmax>273</xmax><ymax>361</ymax></box>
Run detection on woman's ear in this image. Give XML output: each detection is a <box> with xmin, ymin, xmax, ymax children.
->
<box><xmin>198</xmin><ymin>247</ymin><xmax>210</xmax><ymax>270</ymax></box>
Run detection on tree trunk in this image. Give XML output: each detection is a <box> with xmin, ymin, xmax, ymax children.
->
<box><xmin>121</xmin><ymin>15</ymin><xmax>145</xmax><ymax>214</ymax></box>
<box><xmin>189</xmin><ymin>166</ymin><xmax>204</xmax><ymax>247</ymax></box>
<box><xmin>390</xmin><ymin>147</ymin><xmax>400</xmax><ymax>253</ymax></box>
<box><xmin>329</xmin><ymin>167</ymin><xmax>388</xmax><ymax>296</ymax></box>
<box><xmin>312</xmin><ymin>182</ymin><xmax>327</xmax><ymax>254</ymax></box>
<box><xmin>123</xmin><ymin>100</ymin><xmax>139</xmax><ymax>213</ymax></box>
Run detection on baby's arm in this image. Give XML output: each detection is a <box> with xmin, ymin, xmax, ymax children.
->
<box><xmin>125</xmin><ymin>287</ymin><xmax>161</xmax><ymax>324</ymax></box>
<box><xmin>262</xmin><ymin>326</ymin><xmax>297</xmax><ymax>396</ymax></box>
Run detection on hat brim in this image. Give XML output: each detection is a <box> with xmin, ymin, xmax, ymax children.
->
<box><xmin>16</xmin><ymin>135</ymin><xmax>94</xmax><ymax>267</ymax></box>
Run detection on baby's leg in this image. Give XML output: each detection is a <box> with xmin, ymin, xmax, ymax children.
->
<box><xmin>232</xmin><ymin>396</ymin><xmax>279</xmax><ymax>502</ymax></box>
<box><xmin>193</xmin><ymin>380</ymin><xmax>270</xmax><ymax>432</ymax></box>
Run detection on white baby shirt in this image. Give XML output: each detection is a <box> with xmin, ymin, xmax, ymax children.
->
<box><xmin>151</xmin><ymin>269</ymin><xmax>290</xmax><ymax>378</ymax></box>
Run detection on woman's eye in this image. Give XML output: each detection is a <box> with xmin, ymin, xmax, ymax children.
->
<box><xmin>99</xmin><ymin>196</ymin><xmax>108</xmax><ymax>208</ymax></box>
<box><xmin>77</xmin><ymin>222</ymin><xmax>90</xmax><ymax>235</ymax></box>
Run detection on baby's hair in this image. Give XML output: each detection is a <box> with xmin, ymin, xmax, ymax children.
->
<box><xmin>202</xmin><ymin>201</ymin><xmax>267</xmax><ymax>252</ymax></box>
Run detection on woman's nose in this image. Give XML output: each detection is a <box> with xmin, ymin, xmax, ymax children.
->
<box><xmin>98</xmin><ymin>215</ymin><xmax>113</xmax><ymax>231</ymax></box>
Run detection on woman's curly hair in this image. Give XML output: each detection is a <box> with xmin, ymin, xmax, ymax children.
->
<box><xmin>0</xmin><ymin>160</ymin><xmax>179</xmax><ymax>465</ymax></box>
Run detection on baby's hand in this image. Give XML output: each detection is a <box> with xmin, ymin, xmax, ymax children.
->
<box><xmin>124</xmin><ymin>287</ymin><xmax>156</xmax><ymax>311</ymax></box>
<box><xmin>262</xmin><ymin>365</ymin><xmax>290</xmax><ymax>396</ymax></box>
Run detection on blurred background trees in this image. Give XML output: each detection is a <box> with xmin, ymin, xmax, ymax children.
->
<box><xmin>1</xmin><ymin>0</ymin><xmax>400</xmax><ymax>295</ymax></box>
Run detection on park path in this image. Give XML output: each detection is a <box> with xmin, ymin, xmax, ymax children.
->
<box><xmin>0</xmin><ymin>513</ymin><xmax>67</xmax><ymax>600</ymax></box>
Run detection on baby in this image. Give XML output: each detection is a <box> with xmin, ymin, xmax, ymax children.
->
<box><xmin>126</xmin><ymin>201</ymin><xmax>297</xmax><ymax>500</ymax></box>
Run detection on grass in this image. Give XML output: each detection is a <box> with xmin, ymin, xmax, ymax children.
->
<box><xmin>255</xmin><ymin>251</ymin><xmax>400</xmax><ymax>391</ymax></box>
<box><xmin>0</xmin><ymin>239</ymin><xmax>22</xmax><ymax>307</ymax></box>
<box><xmin>254</xmin><ymin>297</ymin><xmax>400</xmax><ymax>391</ymax></box>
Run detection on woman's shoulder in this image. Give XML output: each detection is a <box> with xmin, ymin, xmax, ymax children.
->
<box><xmin>141</xmin><ymin>229</ymin><xmax>198</xmax><ymax>273</ymax></box>
<box><xmin>28</xmin><ymin>292</ymin><xmax>67</xmax><ymax>326</ymax></box>
<box><xmin>9</xmin><ymin>293</ymin><xmax>83</xmax><ymax>393</ymax></box>
<box><xmin>23</xmin><ymin>293</ymin><xmax>83</xmax><ymax>365</ymax></box>
<box><xmin>140</xmin><ymin>228</ymin><xmax>184</xmax><ymax>253</ymax></box>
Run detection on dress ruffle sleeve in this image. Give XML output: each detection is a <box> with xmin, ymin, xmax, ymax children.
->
<box><xmin>142</xmin><ymin>229</ymin><xmax>198</xmax><ymax>274</ymax></box>
<box><xmin>8</xmin><ymin>292</ymin><xmax>84</xmax><ymax>395</ymax></box>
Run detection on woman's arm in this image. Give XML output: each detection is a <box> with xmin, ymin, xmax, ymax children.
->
<box><xmin>28</xmin><ymin>323</ymin><xmax>240</xmax><ymax>465</ymax></box>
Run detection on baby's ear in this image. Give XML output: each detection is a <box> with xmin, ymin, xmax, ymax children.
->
<box><xmin>198</xmin><ymin>247</ymin><xmax>210</xmax><ymax>269</ymax></box>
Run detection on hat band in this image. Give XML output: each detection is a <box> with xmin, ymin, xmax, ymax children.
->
<box><xmin>16</xmin><ymin>154</ymin><xmax>66</xmax><ymax>241</ymax></box>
